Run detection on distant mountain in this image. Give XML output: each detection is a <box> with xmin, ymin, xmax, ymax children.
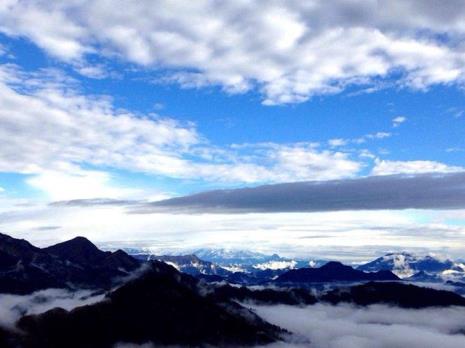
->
<box><xmin>145</xmin><ymin>254</ymin><xmax>232</xmax><ymax>277</ymax></box>
<box><xmin>357</xmin><ymin>252</ymin><xmax>454</xmax><ymax>278</ymax></box>
<box><xmin>322</xmin><ymin>281</ymin><xmax>465</xmax><ymax>308</ymax></box>
<box><xmin>144</xmin><ymin>255</ymin><xmax>290</xmax><ymax>285</ymax></box>
<box><xmin>127</xmin><ymin>248</ymin><xmax>326</xmax><ymax>284</ymax></box>
<box><xmin>12</xmin><ymin>261</ymin><xmax>283</xmax><ymax>348</ymax></box>
<box><xmin>192</xmin><ymin>248</ymin><xmax>326</xmax><ymax>274</ymax></box>
<box><xmin>276</xmin><ymin>261</ymin><xmax>399</xmax><ymax>283</ymax></box>
<box><xmin>0</xmin><ymin>233</ymin><xmax>140</xmax><ymax>294</ymax></box>
<box><xmin>193</xmin><ymin>248</ymin><xmax>284</xmax><ymax>268</ymax></box>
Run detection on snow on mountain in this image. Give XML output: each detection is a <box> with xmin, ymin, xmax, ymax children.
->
<box><xmin>192</xmin><ymin>248</ymin><xmax>325</xmax><ymax>271</ymax></box>
<box><xmin>126</xmin><ymin>247</ymin><xmax>327</xmax><ymax>276</ymax></box>
<box><xmin>192</xmin><ymin>248</ymin><xmax>283</xmax><ymax>267</ymax></box>
<box><xmin>135</xmin><ymin>254</ymin><xmax>231</xmax><ymax>277</ymax></box>
<box><xmin>357</xmin><ymin>252</ymin><xmax>456</xmax><ymax>279</ymax></box>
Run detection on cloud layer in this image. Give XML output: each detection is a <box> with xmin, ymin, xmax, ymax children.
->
<box><xmin>141</xmin><ymin>172</ymin><xmax>465</xmax><ymax>213</ymax></box>
<box><xmin>254</xmin><ymin>303</ymin><xmax>465</xmax><ymax>348</ymax></box>
<box><xmin>2</xmin><ymin>1</ymin><xmax>465</xmax><ymax>104</ymax></box>
<box><xmin>0</xmin><ymin>288</ymin><xmax>103</xmax><ymax>330</ymax></box>
<box><xmin>0</xmin><ymin>63</ymin><xmax>366</xmax><ymax>200</ymax></box>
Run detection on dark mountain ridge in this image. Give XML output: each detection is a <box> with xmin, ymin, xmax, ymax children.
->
<box><xmin>276</xmin><ymin>261</ymin><xmax>400</xmax><ymax>283</ymax></box>
<box><xmin>0</xmin><ymin>233</ymin><xmax>140</xmax><ymax>294</ymax></box>
<box><xmin>12</xmin><ymin>261</ymin><xmax>283</xmax><ymax>348</ymax></box>
<box><xmin>322</xmin><ymin>281</ymin><xmax>465</xmax><ymax>308</ymax></box>
<box><xmin>44</xmin><ymin>236</ymin><xmax>108</xmax><ymax>264</ymax></box>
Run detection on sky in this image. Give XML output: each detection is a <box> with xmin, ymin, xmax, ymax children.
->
<box><xmin>1</xmin><ymin>0</ymin><xmax>465</xmax><ymax>261</ymax></box>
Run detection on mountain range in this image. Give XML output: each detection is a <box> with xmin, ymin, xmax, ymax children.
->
<box><xmin>357</xmin><ymin>252</ymin><xmax>456</xmax><ymax>277</ymax></box>
<box><xmin>126</xmin><ymin>247</ymin><xmax>465</xmax><ymax>288</ymax></box>
<box><xmin>2</xmin><ymin>233</ymin><xmax>465</xmax><ymax>347</ymax></box>
<box><xmin>133</xmin><ymin>254</ymin><xmax>231</xmax><ymax>277</ymax></box>
<box><xmin>356</xmin><ymin>252</ymin><xmax>465</xmax><ymax>286</ymax></box>
<box><xmin>276</xmin><ymin>261</ymin><xmax>399</xmax><ymax>283</ymax></box>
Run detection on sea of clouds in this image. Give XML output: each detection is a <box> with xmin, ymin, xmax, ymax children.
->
<box><xmin>253</xmin><ymin>303</ymin><xmax>465</xmax><ymax>348</ymax></box>
<box><xmin>0</xmin><ymin>288</ymin><xmax>104</xmax><ymax>330</ymax></box>
<box><xmin>3</xmin><ymin>287</ymin><xmax>465</xmax><ymax>348</ymax></box>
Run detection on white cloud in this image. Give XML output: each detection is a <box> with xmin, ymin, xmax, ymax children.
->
<box><xmin>3</xmin><ymin>198</ymin><xmax>465</xmax><ymax>262</ymax></box>
<box><xmin>74</xmin><ymin>63</ymin><xmax>111</xmax><ymax>79</ymax></box>
<box><xmin>254</xmin><ymin>303</ymin><xmax>465</xmax><ymax>348</ymax></box>
<box><xmin>2</xmin><ymin>1</ymin><xmax>465</xmax><ymax>104</ymax></box>
<box><xmin>0</xmin><ymin>288</ymin><xmax>103</xmax><ymax>330</ymax></box>
<box><xmin>0</xmin><ymin>186</ymin><xmax>4</xmax><ymax>193</ymax></box>
<box><xmin>0</xmin><ymin>64</ymin><xmax>362</xmax><ymax>200</ymax></box>
<box><xmin>393</xmin><ymin>116</ymin><xmax>407</xmax><ymax>127</ymax></box>
<box><xmin>366</xmin><ymin>132</ymin><xmax>392</xmax><ymax>140</ymax></box>
<box><xmin>328</xmin><ymin>139</ymin><xmax>347</xmax><ymax>147</ymax></box>
<box><xmin>372</xmin><ymin>160</ymin><xmax>465</xmax><ymax>176</ymax></box>
<box><xmin>330</xmin><ymin>132</ymin><xmax>393</xmax><ymax>147</ymax></box>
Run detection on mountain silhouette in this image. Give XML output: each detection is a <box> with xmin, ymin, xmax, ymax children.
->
<box><xmin>276</xmin><ymin>261</ymin><xmax>399</xmax><ymax>283</ymax></box>
<box><xmin>0</xmin><ymin>233</ymin><xmax>140</xmax><ymax>294</ymax></box>
<box><xmin>322</xmin><ymin>281</ymin><xmax>465</xmax><ymax>308</ymax></box>
<box><xmin>15</xmin><ymin>261</ymin><xmax>283</xmax><ymax>348</ymax></box>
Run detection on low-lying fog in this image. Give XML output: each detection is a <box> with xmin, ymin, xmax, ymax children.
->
<box><xmin>253</xmin><ymin>303</ymin><xmax>465</xmax><ymax>348</ymax></box>
<box><xmin>0</xmin><ymin>288</ymin><xmax>104</xmax><ymax>329</ymax></box>
<box><xmin>3</xmin><ymin>289</ymin><xmax>465</xmax><ymax>348</ymax></box>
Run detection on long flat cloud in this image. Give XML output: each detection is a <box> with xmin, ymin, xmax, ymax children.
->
<box><xmin>132</xmin><ymin>172</ymin><xmax>465</xmax><ymax>213</ymax></box>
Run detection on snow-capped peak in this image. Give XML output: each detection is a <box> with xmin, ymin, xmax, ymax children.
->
<box><xmin>358</xmin><ymin>252</ymin><xmax>454</xmax><ymax>279</ymax></box>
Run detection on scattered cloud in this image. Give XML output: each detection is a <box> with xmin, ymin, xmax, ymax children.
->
<box><xmin>366</xmin><ymin>132</ymin><xmax>392</xmax><ymax>140</ymax></box>
<box><xmin>446</xmin><ymin>147</ymin><xmax>465</xmax><ymax>153</ymax></box>
<box><xmin>329</xmin><ymin>132</ymin><xmax>392</xmax><ymax>148</ymax></box>
<box><xmin>328</xmin><ymin>138</ymin><xmax>348</xmax><ymax>147</ymax></box>
<box><xmin>2</xmin><ymin>1</ymin><xmax>465</xmax><ymax>104</ymax></box>
<box><xmin>134</xmin><ymin>172</ymin><xmax>465</xmax><ymax>214</ymax></box>
<box><xmin>254</xmin><ymin>303</ymin><xmax>465</xmax><ymax>348</ymax></box>
<box><xmin>0</xmin><ymin>63</ymin><xmax>364</xmax><ymax>201</ymax></box>
<box><xmin>372</xmin><ymin>159</ymin><xmax>464</xmax><ymax>176</ymax></box>
<box><xmin>392</xmin><ymin>116</ymin><xmax>407</xmax><ymax>127</ymax></box>
<box><xmin>446</xmin><ymin>107</ymin><xmax>465</xmax><ymax>118</ymax></box>
<box><xmin>74</xmin><ymin>63</ymin><xmax>111</xmax><ymax>79</ymax></box>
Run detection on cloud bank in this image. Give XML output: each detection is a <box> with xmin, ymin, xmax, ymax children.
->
<box><xmin>138</xmin><ymin>172</ymin><xmax>465</xmax><ymax>213</ymax></box>
<box><xmin>254</xmin><ymin>303</ymin><xmax>465</xmax><ymax>348</ymax></box>
<box><xmin>0</xmin><ymin>288</ymin><xmax>104</xmax><ymax>330</ymax></box>
<box><xmin>2</xmin><ymin>1</ymin><xmax>465</xmax><ymax>104</ymax></box>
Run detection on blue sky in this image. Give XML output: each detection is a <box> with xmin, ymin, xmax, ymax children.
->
<box><xmin>2</xmin><ymin>34</ymin><xmax>465</xmax><ymax>196</ymax></box>
<box><xmin>1</xmin><ymin>1</ymin><xmax>465</xmax><ymax>259</ymax></box>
